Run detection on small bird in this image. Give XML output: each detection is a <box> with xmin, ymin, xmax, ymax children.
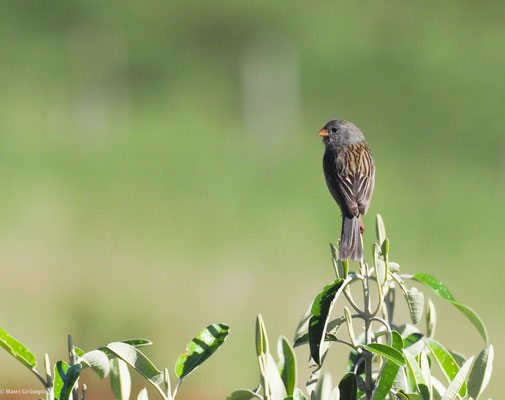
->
<box><xmin>318</xmin><ymin>119</ymin><xmax>375</xmax><ymax>261</ymax></box>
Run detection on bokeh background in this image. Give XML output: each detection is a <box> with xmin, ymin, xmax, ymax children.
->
<box><xmin>1</xmin><ymin>1</ymin><xmax>504</xmax><ymax>398</ymax></box>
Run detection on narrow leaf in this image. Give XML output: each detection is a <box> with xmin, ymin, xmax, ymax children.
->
<box><xmin>374</xmin><ymin>245</ymin><xmax>387</xmax><ymax>286</ymax></box>
<box><xmin>294</xmin><ymin>303</ymin><xmax>312</xmax><ymax>345</ymax></box>
<box><xmin>403</xmin><ymin>351</ymin><xmax>429</xmax><ymax>400</ymax></box>
<box><xmin>330</xmin><ymin>243</ymin><xmax>348</xmax><ymax>279</ymax></box>
<box><xmin>59</xmin><ymin>364</ymin><xmax>82</xmax><ymax>400</ymax></box>
<box><xmin>376</xmin><ymin>214</ymin><xmax>386</xmax><ymax>245</ymax></box>
<box><xmin>441</xmin><ymin>357</ymin><xmax>474</xmax><ymax>400</ymax></box>
<box><xmin>227</xmin><ymin>389</ymin><xmax>262</xmax><ymax>400</ymax></box>
<box><xmin>78</xmin><ymin>350</ymin><xmax>110</xmax><ymax>379</ymax></box>
<box><xmin>365</xmin><ymin>343</ymin><xmax>406</xmax><ymax>366</ymax></box>
<box><xmin>338</xmin><ymin>373</ymin><xmax>357</xmax><ymax>400</ymax></box>
<box><xmin>277</xmin><ymin>336</ymin><xmax>297</xmax><ymax>396</ymax></box>
<box><xmin>175</xmin><ymin>323</ymin><xmax>229</xmax><ymax>381</ymax></box>
<box><xmin>293</xmin><ymin>334</ymin><xmax>308</xmax><ymax>348</ymax></box>
<box><xmin>0</xmin><ymin>327</ymin><xmax>37</xmax><ymax>369</ymax></box>
<box><xmin>308</xmin><ymin>278</ymin><xmax>349</xmax><ymax>364</ymax></box>
<box><xmin>122</xmin><ymin>339</ymin><xmax>153</xmax><ymax>347</ymax></box>
<box><xmin>266</xmin><ymin>353</ymin><xmax>288</xmax><ymax>399</ymax></box>
<box><xmin>107</xmin><ymin>342</ymin><xmax>163</xmax><ymax>386</ymax></box>
<box><xmin>426</xmin><ymin>339</ymin><xmax>467</xmax><ymax>397</ymax></box>
<box><xmin>373</xmin><ymin>331</ymin><xmax>403</xmax><ymax>400</ymax></box>
<box><xmin>344</xmin><ymin>307</ymin><xmax>357</xmax><ymax>347</ymax></box>
<box><xmin>315</xmin><ymin>372</ymin><xmax>332</xmax><ymax>400</ymax></box>
<box><xmin>412</xmin><ymin>274</ymin><xmax>488</xmax><ymax>343</ymax></box>
<box><xmin>426</xmin><ymin>299</ymin><xmax>436</xmax><ymax>338</ymax></box>
<box><xmin>468</xmin><ymin>345</ymin><xmax>494</xmax><ymax>399</ymax></box>
<box><xmin>74</xmin><ymin>347</ymin><xmax>85</xmax><ymax>357</ymax></box>
<box><xmin>256</xmin><ymin>315</ymin><xmax>269</xmax><ymax>358</ymax></box>
<box><xmin>54</xmin><ymin>361</ymin><xmax>69</xmax><ymax>400</ymax></box>
<box><xmin>381</xmin><ymin>238</ymin><xmax>389</xmax><ymax>257</ymax></box>
<box><xmin>110</xmin><ymin>358</ymin><xmax>131</xmax><ymax>400</ymax></box>
<box><xmin>420</xmin><ymin>352</ymin><xmax>432</xmax><ymax>399</ymax></box>
<box><xmin>449</xmin><ymin>350</ymin><xmax>466</xmax><ymax>367</ymax></box>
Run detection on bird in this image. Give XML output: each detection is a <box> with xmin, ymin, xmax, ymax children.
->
<box><xmin>318</xmin><ymin>119</ymin><xmax>375</xmax><ymax>261</ymax></box>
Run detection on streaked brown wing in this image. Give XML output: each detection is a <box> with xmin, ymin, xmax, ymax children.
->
<box><xmin>331</xmin><ymin>142</ymin><xmax>374</xmax><ymax>216</ymax></box>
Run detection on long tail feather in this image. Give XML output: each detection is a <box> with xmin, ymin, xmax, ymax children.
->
<box><xmin>339</xmin><ymin>215</ymin><xmax>363</xmax><ymax>261</ymax></box>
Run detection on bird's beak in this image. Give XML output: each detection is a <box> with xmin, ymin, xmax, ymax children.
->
<box><xmin>318</xmin><ymin>129</ymin><xmax>329</xmax><ymax>138</ymax></box>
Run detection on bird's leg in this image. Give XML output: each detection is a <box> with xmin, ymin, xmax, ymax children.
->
<box><xmin>359</xmin><ymin>215</ymin><xmax>365</xmax><ymax>234</ymax></box>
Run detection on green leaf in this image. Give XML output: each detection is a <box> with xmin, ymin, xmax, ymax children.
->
<box><xmin>426</xmin><ymin>299</ymin><xmax>436</xmax><ymax>338</ymax></box>
<box><xmin>403</xmin><ymin>351</ymin><xmax>429</xmax><ymax>400</ymax></box>
<box><xmin>78</xmin><ymin>349</ymin><xmax>110</xmax><ymax>379</ymax></box>
<box><xmin>330</xmin><ymin>243</ymin><xmax>348</xmax><ymax>279</ymax></box>
<box><xmin>381</xmin><ymin>238</ymin><xmax>389</xmax><ymax>258</ymax></box>
<box><xmin>294</xmin><ymin>303</ymin><xmax>313</xmax><ymax>346</ymax></box>
<box><xmin>175</xmin><ymin>323</ymin><xmax>229</xmax><ymax>381</ymax></box>
<box><xmin>468</xmin><ymin>345</ymin><xmax>494</xmax><ymax>399</ymax></box>
<box><xmin>122</xmin><ymin>339</ymin><xmax>153</xmax><ymax>347</ymax></box>
<box><xmin>227</xmin><ymin>389</ymin><xmax>262</xmax><ymax>400</ymax></box>
<box><xmin>406</xmin><ymin>288</ymin><xmax>424</xmax><ymax>324</ymax></box>
<box><xmin>344</xmin><ymin>307</ymin><xmax>357</xmax><ymax>347</ymax></box>
<box><xmin>376</xmin><ymin>214</ymin><xmax>386</xmax><ymax>245</ymax></box>
<box><xmin>315</xmin><ymin>372</ymin><xmax>332</xmax><ymax>400</ymax></box>
<box><xmin>338</xmin><ymin>373</ymin><xmax>357</xmax><ymax>400</ymax></box>
<box><xmin>110</xmin><ymin>358</ymin><xmax>131</xmax><ymax>400</ymax></box>
<box><xmin>100</xmin><ymin>339</ymin><xmax>154</xmax><ymax>357</ymax></box>
<box><xmin>59</xmin><ymin>363</ymin><xmax>82</xmax><ymax>400</ymax></box>
<box><xmin>137</xmin><ymin>388</ymin><xmax>149</xmax><ymax>400</ymax></box>
<box><xmin>54</xmin><ymin>361</ymin><xmax>69</xmax><ymax>400</ymax></box>
<box><xmin>374</xmin><ymin>244</ymin><xmax>387</xmax><ymax>286</ymax></box>
<box><xmin>441</xmin><ymin>357</ymin><xmax>474</xmax><ymax>400</ymax></box>
<box><xmin>396</xmin><ymin>391</ymin><xmax>421</xmax><ymax>400</ymax></box>
<box><xmin>256</xmin><ymin>315</ymin><xmax>269</xmax><ymax>358</ymax></box>
<box><xmin>74</xmin><ymin>347</ymin><xmax>85</xmax><ymax>357</ymax></box>
<box><xmin>277</xmin><ymin>336</ymin><xmax>297</xmax><ymax>396</ymax></box>
<box><xmin>412</xmin><ymin>274</ymin><xmax>488</xmax><ymax>343</ymax></box>
<box><xmin>419</xmin><ymin>352</ymin><xmax>432</xmax><ymax>400</ymax></box>
<box><xmin>425</xmin><ymin>339</ymin><xmax>467</xmax><ymax>397</ymax></box>
<box><xmin>393</xmin><ymin>368</ymin><xmax>409</xmax><ymax>392</ymax></box>
<box><xmin>403</xmin><ymin>333</ymin><xmax>423</xmax><ymax>350</ymax></box>
<box><xmin>107</xmin><ymin>342</ymin><xmax>163</xmax><ymax>387</ymax></box>
<box><xmin>373</xmin><ymin>331</ymin><xmax>403</xmax><ymax>400</ymax></box>
<box><xmin>449</xmin><ymin>351</ymin><xmax>466</xmax><ymax>367</ymax></box>
<box><xmin>431</xmin><ymin>376</ymin><xmax>447</xmax><ymax>400</ymax></box>
<box><xmin>365</xmin><ymin>343</ymin><xmax>406</xmax><ymax>367</ymax></box>
<box><xmin>0</xmin><ymin>327</ymin><xmax>37</xmax><ymax>369</ymax></box>
<box><xmin>266</xmin><ymin>353</ymin><xmax>288</xmax><ymax>399</ymax></box>
<box><xmin>308</xmin><ymin>278</ymin><xmax>348</xmax><ymax>364</ymax></box>
<box><xmin>293</xmin><ymin>334</ymin><xmax>308</xmax><ymax>348</ymax></box>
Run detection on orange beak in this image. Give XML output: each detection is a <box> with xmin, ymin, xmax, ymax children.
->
<box><xmin>318</xmin><ymin>128</ymin><xmax>329</xmax><ymax>138</ymax></box>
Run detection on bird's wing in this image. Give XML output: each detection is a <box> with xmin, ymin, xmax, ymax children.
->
<box><xmin>328</xmin><ymin>142</ymin><xmax>374</xmax><ymax>216</ymax></box>
<box><xmin>349</xmin><ymin>142</ymin><xmax>375</xmax><ymax>214</ymax></box>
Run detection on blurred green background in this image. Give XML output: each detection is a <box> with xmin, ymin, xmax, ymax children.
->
<box><xmin>1</xmin><ymin>1</ymin><xmax>504</xmax><ymax>398</ymax></box>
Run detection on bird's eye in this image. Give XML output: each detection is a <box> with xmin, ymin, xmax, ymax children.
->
<box><xmin>331</xmin><ymin>128</ymin><xmax>337</xmax><ymax>133</ymax></box>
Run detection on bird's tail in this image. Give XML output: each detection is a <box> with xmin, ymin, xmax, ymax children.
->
<box><xmin>339</xmin><ymin>215</ymin><xmax>363</xmax><ymax>262</ymax></box>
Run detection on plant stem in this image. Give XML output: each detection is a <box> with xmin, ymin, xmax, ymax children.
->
<box><xmin>362</xmin><ymin>262</ymin><xmax>374</xmax><ymax>400</ymax></box>
<box><xmin>31</xmin><ymin>368</ymin><xmax>50</xmax><ymax>389</ymax></box>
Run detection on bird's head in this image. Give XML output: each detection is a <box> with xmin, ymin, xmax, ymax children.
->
<box><xmin>318</xmin><ymin>119</ymin><xmax>364</xmax><ymax>146</ymax></box>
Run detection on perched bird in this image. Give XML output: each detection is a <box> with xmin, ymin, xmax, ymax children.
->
<box><xmin>318</xmin><ymin>119</ymin><xmax>375</xmax><ymax>261</ymax></box>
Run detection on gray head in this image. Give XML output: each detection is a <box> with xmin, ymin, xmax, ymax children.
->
<box><xmin>318</xmin><ymin>119</ymin><xmax>365</xmax><ymax>147</ymax></box>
